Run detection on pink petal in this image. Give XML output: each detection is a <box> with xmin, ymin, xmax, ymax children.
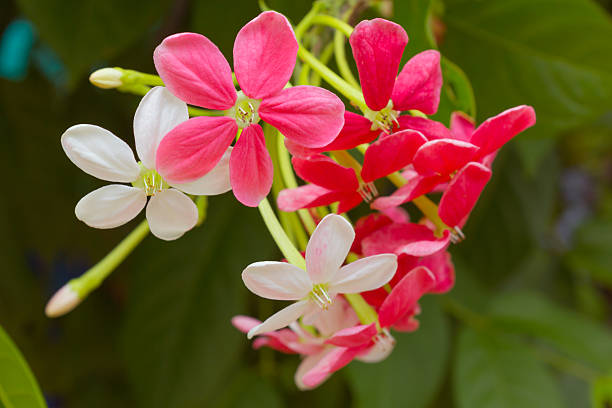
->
<box><xmin>352</xmin><ymin>213</ymin><xmax>394</xmax><ymax>255</ymax></box>
<box><xmin>470</xmin><ymin>105</ymin><xmax>536</xmax><ymax>159</ymax></box>
<box><xmin>153</xmin><ymin>33</ymin><xmax>236</xmax><ymax>110</ymax></box>
<box><xmin>392</xmin><ymin>314</ymin><xmax>420</xmax><ymax>332</ymax></box>
<box><xmin>302</xmin><ymin>346</ymin><xmax>361</xmax><ymax>389</ymax></box>
<box><xmin>295</xmin><ymin>350</ymin><xmax>331</xmax><ymax>390</ymax></box>
<box><xmin>397</xmin><ymin>115</ymin><xmax>452</xmax><ymax>140</ymax></box>
<box><xmin>259</xmin><ymin>85</ymin><xmax>345</xmax><ymax>148</ymax></box>
<box><xmin>292</xmin><ymin>155</ymin><xmax>359</xmax><ymax>192</ymax></box>
<box><xmin>439</xmin><ymin>162</ymin><xmax>492</xmax><ymax>227</ymax></box>
<box><xmin>323</xmin><ymin>111</ymin><xmax>381</xmax><ymax>151</ymax></box>
<box><xmin>311</xmin><ymin>297</ymin><xmax>360</xmax><ymax>337</ymax></box>
<box><xmin>419</xmin><ymin>250</ymin><xmax>455</xmax><ymax>293</ymax></box>
<box><xmin>229</xmin><ymin>124</ymin><xmax>273</xmax><ymax>206</ymax></box>
<box><xmin>231</xmin><ymin>315</ymin><xmax>261</xmax><ymax>333</ymax></box>
<box><xmin>277</xmin><ymin>184</ymin><xmax>350</xmax><ymax>212</ymax></box>
<box><xmin>306</xmin><ymin>214</ymin><xmax>355</xmax><ymax>284</ymax></box>
<box><xmin>450</xmin><ymin>111</ymin><xmax>475</xmax><ymax>141</ymax></box>
<box><xmin>361</xmin><ymin>129</ymin><xmax>428</xmax><ymax>182</ymax></box>
<box><xmin>362</xmin><ymin>223</ymin><xmax>450</xmax><ymax>257</ymax></box>
<box><xmin>412</xmin><ymin>139</ymin><xmax>479</xmax><ymax>176</ymax></box>
<box><xmin>350</xmin><ymin>19</ymin><xmax>408</xmax><ymax>111</ymax></box>
<box><xmin>155</xmin><ymin>116</ymin><xmax>237</xmax><ymax>183</ymax></box>
<box><xmin>233</xmin><ymin>11</ymin><xmax>297</xmax><ymax>99</ymax></box>
<box><xmin>378</xmin><ymin>266</ymin><xmax>436</xmax><ymax>328</ymax></box>
<box><xmin>325</xmin><ymin>323</ymin><xmax>377</xmax><ymax>347</ymax></box>
<box><xmin>371</xmin><ymin>173</ymin><xmax>446</xmax><ymax>210</ymax></box>
<box><xmin>391</xmin><ymin>50</ymin><xmax>442</xmax><ymax>114</ymax></box>
<box><xmin>242</xmin><ymin>261</ymin><xmax>312</xmax><ymax>300</ymax></box>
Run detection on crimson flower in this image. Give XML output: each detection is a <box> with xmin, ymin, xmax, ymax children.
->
<box><xmin>287</xmin><ymin>18</ymin><xmax>442</xmax><ymax>156</ymax></box>
<box><xmin>278</xmin><ymin>129</ymin><xmax>427</xmax><ymax>213</ymax></box>
<box><xmin>153</xmin><ymin>11</ymin><xmax>345</xmax><ymax>206</ymax></box>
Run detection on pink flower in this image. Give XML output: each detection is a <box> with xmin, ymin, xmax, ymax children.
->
<box><xmin>287</xmin><ymin>18</ymin><xmax>442</xmax><ymax>156</ymax></box>
<box><xmin>153</xmin><ymin>11</ymin><xmax>345</xmax><ymax>206</ymax></box>
<box><xmin>241</xmin><ymin>214</ymin><xmax>397</xmax><ymax>338</ymax></box>
<box><xmin>373</xmin><ymin>105</ymin><xmax>536</xmax><ymax>229</ymax></box>
<box><xmin>277</xmin><ymin>130</ymin><xmax>427</xmax><ymax>213</ymax></box>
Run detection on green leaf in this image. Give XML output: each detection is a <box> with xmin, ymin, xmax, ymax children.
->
<box><xmin>15</xmin><ymin>0</ymin><xmax>172</xmax><ymax>85</ymax></box>
<box><xmin>441</xmin><ymin>0</ymin><xmax>612</xmax><ymax>163</ymax></box>
<box><xmin>454</xmin><ymin>327</ymin><xmax>565</xmax><ymax>408</ymax></box>
<box><xmin>0</xmin><ymin>326</ymin><xmax>47</xmax><ymax>408</ymax></box>
<box><xmin>489</xmin><ymin>291</ymin><xmax>612</xmax><ymax>373</ymax></box>
<box><xmin>121</xmin><ymin>195</ymin><xmax>278</xmax><ymax>408</ymax></box>
<box><xmin>568</xmin><ymin>217</ymin><xmax>612</xmax><ymax>287</ymax></box>
<box><xmin>347</xmin><ymin>296</ymin><xmax>450</xmax><ymax>408</ymax></box>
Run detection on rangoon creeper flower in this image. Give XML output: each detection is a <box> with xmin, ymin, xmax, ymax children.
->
<box><xmin>61</xmin><ymin>86</ymin><xmax>231</xmax><ymax>240</ymax></box>
<box><xmin>278</xmin><ymin>129</ymin><xmax>427</xmax><ymax>213</ymax></box>
<box><xmin>242</xmin><ymin>214</ymin><xmax>398</xmax><ymax>338</ymax></box>
<box><xmin>153</xmin><ymin>11</ymin><xmax>345</xmax><ymax>207</ymax></box>
<box><xmin>287</xmin><ymin>18</ymin><xmax>442</xmax><ymax>156</ymax></box>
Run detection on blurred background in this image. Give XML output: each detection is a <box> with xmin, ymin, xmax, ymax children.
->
<box><xmin>1</xmin><ymin>0</ymin><xmax>611</xmax><ymax>407</ymax></box>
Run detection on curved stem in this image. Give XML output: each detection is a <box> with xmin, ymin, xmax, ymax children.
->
<box><xmin>333</xmin><ymin>26</ymin><xmax>359</xmax><ymax>88</ymax></box>
<box><xmin>310</xmin><ymin>14</ymin><xmax>354</xmax><ymax>38</ymax></box>
<box><xmin>70</xmin><ymin>220</ymin><xmax>150</xmax><ymax>298</ymax></box>
<box><xmin>258</xmin><ymin>198</ymin><xmax>306</xmax><ymax>269</ymax></box>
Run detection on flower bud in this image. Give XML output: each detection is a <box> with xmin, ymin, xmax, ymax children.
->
<box><xmin>89</xmin><ymin>67</ymin><xmax>123</xmax><ymax>89</ymax></box>
<box><xmin>45</xmin><ymin>284</ymin><xmax>82</xmax><ymax>317</ymax></box>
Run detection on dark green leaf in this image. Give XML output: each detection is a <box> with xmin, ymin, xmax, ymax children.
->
<box><xmin>454</xmin><ymin>327</ymin><xmax>565</xmax><ymax>408</ymax></box>
<box><xmin>121</xmin><ymin>195</ymin><xmax>278</xmax><ymax>408</ymax></box>
<box><xmin>347</xmin><ymin>296</ymin><xmax>450</xmax><ymax>408</ymax></box>
<box><xmin>0</xmin><ymin>326</ymin><xmax>47</xmax><ymax>408</ymax></box>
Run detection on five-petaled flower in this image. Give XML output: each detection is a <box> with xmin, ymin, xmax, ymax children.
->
<box><xmin>61</xmin><ymin>87</ymin><xmax>232</xmax><ymax>240</ymax></box>
<box><xmin>242</xmin><ymin>214</ymin><xmax>398</xmax><ymax>338</ymax></box>
<box><xmin>153</xmin><ymin>11</ymin><xmax>345</xmax><ymax>207</ymax></box>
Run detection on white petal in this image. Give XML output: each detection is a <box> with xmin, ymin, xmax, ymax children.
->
<box><xmin>247</xmin><ymin>300</ymin><xmax>310</xmax><ymax>339</ymax></box>
<box><xmin>134</xmin><ymin>86</ymin><xmax>188</xmax><ymax>169</ymax></box>
<box><xmin>61</xmin><ymin>124</ymin><xmax>141</xmax><ymax>182</ymax></box>
<box><xmin>356</xmin><ymin>333</ymin><xmax>395</xmax><ymax>363</ymax></box>
<box><xmin>170</xmin><ymin>147</ymin><xmax>232</xmax><ymax>195</ymax></box>
<box><xmin>329</xmin><ymin>254</ymin><xmax>397</xmax><ymax>294</ymax></box>
<box><xmin>305</xmin><ymin>214</ymin><xmax>355</xmax><ymax>284</ymax></box>
<box><xmin>146</xmin><ymin>189</ymin><xmax>198</xmax><ymax>241</ymax></box>
<box><xmin>75</xmin><ymin>184</ymin><xmax>146</xmax><ymax>228</ymax></box>
<box><xmin>242</xmin><ymin>261</ymin><xmax>312</xmax><ymax>300</ymax></box>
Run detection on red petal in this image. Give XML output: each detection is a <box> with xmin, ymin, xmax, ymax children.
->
<box><xmin>352</xmin><ymin>213</ymin><xmax>393</xmax><ymax>254</ymax></box>
<box><xmin>229</xmin><ymin>124</ymin><xmax>273</xmax><ymax>206</ymax></box>
<box><xmin>450</xmin><ymin>111</ymin><xmax>475</xmax><ymax>141</ymax></box>
<box><xmin>397</xmin><ymin>115</ymin><xmax>452</xmax><ymax>140</ymax></box>
<box><xmin>391</xmin><ymin>50</ymin><xmax>442</xmax><ymax>114</ymax></box>
<box><xmin>350</xmin><ymin>19</ymin><xmax>408</xmax><ymax>111</ymax></box>
<box><xmin>392</xmin><ymin>313</ymin><xmax>420</xmax><ymax>332</ymax></box>
<box><xmin>233</xmin><ymin>11</ymin><xmax>297</xmax><ymax>99</ymax></box>
<box><xmin>470</xmin><ymin>105</ymin><xmax>536</xmax><ymax>159</ymax></box>
<box><xmin>259</xmin><ymin>86</ymin><xmax>345</xmax><ymax>148</ymax></box>
<box><xmin>154</xmin><ymin>33</ymin><xmax>236</xmax><ymax>110</ymax></box>
<box><xmin>325</xmin><ymin>323</ymin><xmax>377</xmax><ymax>347</ymax></box>
<box><xmin>361</xmin><ymin>129</ymin><xmax>427</xmax><ymax>182</ymax></box>
<box><xmin>419</xmin><ymin>250</ymin><xmax>455</xmax><ymax>293</ymax></box>
<box><xmin>156</xmin><ymin>116</ymin><xmax>237</xmax><ymax>183</ymax></box>
<box><xmin>371</xmin><ymin>173</ymin><xmax>446</xmax><ymax>210</ymax></box>
<box><xmin>379</xmin><ymin>266</ymin><xmax>436</xmax><ymax>327</ymax></box>
<box><xmin>439</xmin><ymin>162</ymin><xmax>492</xmax><ymax>227</ymax></box>
<box><xmin>337</xmin><ymin>193</ymin><xmax>364</xmax><ymax>214</ymax></box>
<box><xmin>362</xmin><ymin>223</ymin><xmax>451</xmax><ymax>257</ymax></box>
<box><xmin>412</xmin><ymin>139</ymin><xmax>479</xmax><ymax>176</ymax></box>
<box><xmin>292</xmin><ymin>155</ymin><xmax>359</xmax><ymax>192</ymax></box>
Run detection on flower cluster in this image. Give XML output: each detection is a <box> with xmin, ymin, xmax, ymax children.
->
<box><xmin>54</xmin><ymin>8</ymin><xmax>535</xmax><ymax>390</ymax></box>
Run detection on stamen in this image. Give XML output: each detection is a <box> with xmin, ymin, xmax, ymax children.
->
<box><xmin>450</xmin><ymin>226</ymin><xmax>466</xmax><ymax>244</ymax></box>
<box><xmin>357</xmin><ymin>182</ymin><xmax>379</xmax><ymax>203</ymax></box>
<box><xmin>310</xmin><ymin>284</ymin><xmax>332</xmax><ymax>310</ymax></box>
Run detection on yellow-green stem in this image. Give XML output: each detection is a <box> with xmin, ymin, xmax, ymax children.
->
<box><xmin>258</xmin><ymin>198</ymin><xmax>306</xmax><ymax>269</ymax></box>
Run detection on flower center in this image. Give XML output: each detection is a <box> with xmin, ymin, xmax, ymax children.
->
<box><xmin>365</xmin><ymin>101</ymin><xmax>400</xmax><ymax>134</ymax></box>
<box><xmin>357</xmin><ymin>182</ymin><xmax>379</xmax><ymax>202</ymax></box>
<box><xmin>310</xmin><ymin>284</ymin><xmax>332</xmax><ymax>310</ymax></box>
<box><xmin>229</xmin><ymin>91</ymin><xmax>261</xmax><ymax>128</ymax></box>
<box><xmin>132</xmin><ymin>165</ymin><xmax>168</xmax><ymax>196</ymax></box>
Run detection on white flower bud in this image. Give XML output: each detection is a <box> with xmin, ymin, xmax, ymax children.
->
<box><xmin>45</xmin><ymin>284</ymin><xmax>82</xmax><ymax>317</ymax></box>
<box><xmin>89</xmin><ymin>68</ymin><xmax>123</xmax><ymax>89</ymax></box>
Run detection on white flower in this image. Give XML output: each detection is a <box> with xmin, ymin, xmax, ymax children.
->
<box><xmin>61</xmin><ymin>86</ymin><xmax>231</xmax><ymax>240</ymax></box>
<box><xmin>242</xmin><ymin>214</ymin><xmax>397</xmax><ymax>338</ymax></box>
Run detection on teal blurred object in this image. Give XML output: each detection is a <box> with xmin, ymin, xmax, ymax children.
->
<box><xmin>0</xmin><ymin>19</ymin><xmax>35</xmax><ymax>80</ymax></box>
<box><xmin>31</xmin><ymin>45</ymin><xmax>67</xmax><ymax>88</ymax></box>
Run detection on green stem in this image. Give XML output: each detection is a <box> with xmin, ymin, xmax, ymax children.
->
<box><xmin>333</xmin><ymin>25</ymin><xmax>359</xmax><ymax>88</ymax></box>
<box><xmin>297</xmin><ymin>46</ymin><xmax>367</xmax><ymax>110</ymax></box>
<box><xmin>310</xmin><ymin>14</ymin><xmax>354</xmax><ymax>38</ymax></box>
<box><xmin>345</xmin><ymin>293</ymin><xmax>379</xmax><ymax>327</ymax></box>
<box><xmin>69</xmin><ymin>220</ymin><xmax>150</xmax><ymax>298</ymax></box>
<box><xmin>258</xmin><ymin>198</ymin><xmax>306</xmax><ymax>269</ymax></box>
<box><xmin>294</xmin><ymin>1</ymin><xmax>326</xmax><ymax>41</ymax></box>
<box><xmin>310</xmin><ymin>41</ymin><xmax>335</xmax><ymax>87</ymax></box>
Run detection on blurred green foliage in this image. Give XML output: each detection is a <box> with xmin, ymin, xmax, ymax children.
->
<box><xmin>0</xmin><ymin>0</ymin><xmax>611</xmax><ymax>407</ymax></box>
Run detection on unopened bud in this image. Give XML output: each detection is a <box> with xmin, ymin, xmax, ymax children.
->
<box><xmin>45</xmin><ymin>284</ymin><xmax>82</xmax><ymax>317</ymax></box>
<box><xmin>89</xmin><ymin>67</ymin><xmax>123</xmax><ymax>89</ymax></box>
